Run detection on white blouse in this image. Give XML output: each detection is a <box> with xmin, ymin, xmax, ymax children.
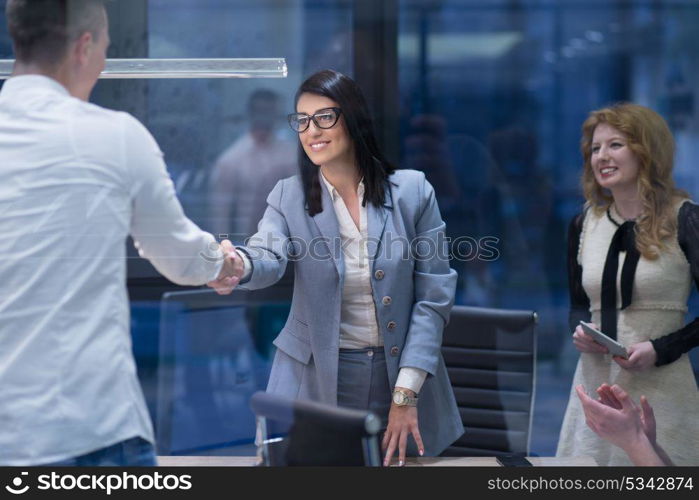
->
<box><xmin>319</xmin><ymin>172</ymin><xmax>425</xmax><ymax>394</ymax></box>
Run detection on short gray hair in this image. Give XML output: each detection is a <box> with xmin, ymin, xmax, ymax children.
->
<box><xmin>6</xmin><ymin>0</ymin><xmax>109</xmax><ymax>67</ymax></box>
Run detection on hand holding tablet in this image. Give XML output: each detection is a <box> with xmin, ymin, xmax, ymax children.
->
<box><xmin>579</xmin><ymin>321</ymin><xmax>629</xmax><ymax>359</ymax></box>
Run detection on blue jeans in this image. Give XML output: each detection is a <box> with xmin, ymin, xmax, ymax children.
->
<box><xmin>41</xmin><ymin>437</ymin><xmax>157</xmax><ymax>466</ymax></box>
<box><xmin>337</xmin><ymin>347</ymin><xmax>392</xmax><ymax>426</ymax></box>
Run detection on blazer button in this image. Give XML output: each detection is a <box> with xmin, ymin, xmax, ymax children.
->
<box><xmin>387</xmin><ymin>321</ymin><xmax>397</xmax><ymax>331</ymax></box>
<box><xmin>382</xmin><ymin>296</ymin><xmax>392</xmax><ymax>306</ymax></box>
<box><xmin>374</xmin><ymin>269</ymin><xmax>385</xmax><ymax>280</ymax></box>
<box><xmin>390</xmin><ymin>346</ymin><xmax>399</xmax><ymax>356</ymax></box>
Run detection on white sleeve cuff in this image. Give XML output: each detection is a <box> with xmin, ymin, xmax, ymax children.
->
<box><xmin>236</xmin><ymin>249</ymin><xmax>252</xmax><ymax>280</ymax></box>
<box><xmin>395</xmin><ymin>367</ymin><xmax>427</xmax><ymax>394</ymax></box>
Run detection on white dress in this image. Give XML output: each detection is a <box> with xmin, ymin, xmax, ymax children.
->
<box><xmin>556</xmin><ymin>204</ymin><xmax>699</xmax><ymax>466</ymax></box>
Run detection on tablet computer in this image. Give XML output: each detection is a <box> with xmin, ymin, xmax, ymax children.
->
<box><xmin>579</xmin><ymin>321</ymin><xmax>629</xmax><ymax>359</ymax></box>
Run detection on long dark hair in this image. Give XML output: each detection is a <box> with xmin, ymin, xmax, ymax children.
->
<box><xmin>295</xmin><ymin>70</ymin><xmax>395</xmax><ymax>216</ymax></box>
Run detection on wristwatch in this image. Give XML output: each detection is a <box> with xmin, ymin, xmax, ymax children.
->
<box><xmin>392</xmin><ymin>389</ymin><xmax>418</xmax><ymax>407</ymax></box>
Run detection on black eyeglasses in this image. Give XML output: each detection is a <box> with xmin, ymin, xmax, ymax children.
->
<box><xmin>287</xmin><ymin>107</ymin><xmax>342</xmax><ymax>133</ymax></box>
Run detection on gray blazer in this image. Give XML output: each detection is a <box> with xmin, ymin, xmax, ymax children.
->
<box><xmin>238</xmin><ymin>169</ymin><xmax>464</xmax><ymax>455</ymax></box>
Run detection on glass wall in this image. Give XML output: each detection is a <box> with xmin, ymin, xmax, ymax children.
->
<box><xmin>1</xmin><ymin>0</ymin><xmax>698</xmax><ymax>459</ymax></box>
<box><xmin>145</xmin><ymin>0</ymin><xmax>352</xmax><ymax>239</ymax></box>
<box><xmin>398</xmin><ymin>0</ymin><xmax>699</xmax><ymax>454</ymax></box>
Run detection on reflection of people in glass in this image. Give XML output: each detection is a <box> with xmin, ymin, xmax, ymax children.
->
<box><xmin>481</xmin><ymin>127</ymin><xmax>563</xmax><ymax>353</ymax></box>
<box><xmin>401</xmin><ymin>115</ymin><xmax>476</xmax><ymax>300</ymax></box>
<box><xmin>209</xmin><ymin>89</ymin><xmax>296</xmax><ymax>241</ymax></box>
<box><xmin>557</xmin><ymin>103</ymin><xmax>699</xmax><ymax>466</ymax></box>
<box><xmin>483</xmin><ymin>127</ymin><xmax>554</xmax><ymax>287</ymax></box>
<box><xmin>208</xmin><ymin>70</ymin><xmax>463</xmax><ymax>465</ymax></box>
<box><xmin>576</xmin><ymin>384</ymin><xmax>673</xmax><ymax>466</ymax></box>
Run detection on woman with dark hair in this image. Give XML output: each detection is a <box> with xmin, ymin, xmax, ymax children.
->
<box><xmin>556</xmin><ymin>103</ymin><xmax>699</xmax><ymax>465</ymax></box>
<box><xmin>208</xmin><ymin>69</ymin><xmax>463</xmax><ymax>465</ymax></box>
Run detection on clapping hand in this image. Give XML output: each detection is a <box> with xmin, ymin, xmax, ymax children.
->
<box><xmin>576</xmin><ymin>384</ymin><xmax>669</xmax><ymax>466</ymax></box>
<box><xmin>576</xmin><ymin>384</ymin><xmax>645</xmax><ymax>451</ymax></box>
<box><xmin>595</xmin><ymin>383</ymin><xmax>656</xmax><ymax>444</ymax></box>
<box><xmin>207</xmin><ymin>239</ymin><xmax>244</xmax><ymax>295</ymax></box>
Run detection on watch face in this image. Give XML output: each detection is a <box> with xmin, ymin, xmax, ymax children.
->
<box><xmin>392</xmin><ymin>391</ymin><xmax>405</xmax><ymax>405</ymax></box>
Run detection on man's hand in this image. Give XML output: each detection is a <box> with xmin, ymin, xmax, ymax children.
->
<box><xmin>207</xmin><ymin>239</ymin><xmax>244</xmax><ymax>295</ymax></box>
<box><xmin>382</xmin><ymin>388</ymin><xmax>424</xmax><ymax>466</ymax></box>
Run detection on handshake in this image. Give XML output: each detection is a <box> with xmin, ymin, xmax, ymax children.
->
<box><xmin>207</xmin><ymin>239</ymin><xmax>245</xmax><ymax>295</ymax></box>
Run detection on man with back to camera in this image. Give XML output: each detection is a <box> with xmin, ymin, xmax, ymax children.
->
<box><xmin>0</xmin><ymin>0</ymin><xmax>244</xmax><ymax>465</ymax></box>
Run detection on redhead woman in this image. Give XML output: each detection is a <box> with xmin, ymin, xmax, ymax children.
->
<box><xmin>208</xmin><ymin>70</ymin><xmax>463</xmax><ymax>465</ymax></box>
<box><xmin>557</xmin><ymin>103</ymin><xmax>699</xmax><ymax>465</ymax></box>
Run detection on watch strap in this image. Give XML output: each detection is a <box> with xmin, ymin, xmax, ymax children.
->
<box><xmin>393</xmin><ymin>389</ymin><xmax>418</xmax><ymax>407</ymax></box>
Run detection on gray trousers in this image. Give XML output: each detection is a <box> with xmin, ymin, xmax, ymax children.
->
<box><xmin>337</xmin><ymin>347</ymin><xmax>392</xmax><ymax>427</ymax></box>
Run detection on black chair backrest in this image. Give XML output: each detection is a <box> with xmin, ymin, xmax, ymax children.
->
<box><xmin>441</xmin><ymin>305</ymin><xmax>537</xmax><ymax>456</ymax></box>
<box><xmin>250</xmin><ymin>391</ymin><xmax>382</xmax><ymax>466</ymax></box>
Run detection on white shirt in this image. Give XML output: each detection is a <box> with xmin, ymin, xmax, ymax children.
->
<box><xmin>209</xmin><ymin>131</ymin><xmax>296</xmax><ymax>239</ymax></box>
<box><xmin>319</xmin><ymin>173</ymin><xmax>382</xmax><ymax>348</ymax></box>
<box><xmin>0</xmin><ymin>75</ymin><xmax>223</xmax><ymax>465</ymax></box>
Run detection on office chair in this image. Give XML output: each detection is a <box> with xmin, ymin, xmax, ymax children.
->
<box><xmin>441</xmin><ymin>305</ymin><xmax>537</xmax><ymax>456</ymax></box>
<box><xmin>250</xmin><ymin>391</ymin><xmax>382</xmax><ymax>466</ymax></box>
<box><xmin>156</xmin><ymin>287</ymin><xmax>291</xmax><ymax>455</ymax></box>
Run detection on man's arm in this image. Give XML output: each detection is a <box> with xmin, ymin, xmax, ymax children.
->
<box><xmin>122</xmin><ymin>114</ymin><xmax>225</xmax><ymax>285</ymax></box>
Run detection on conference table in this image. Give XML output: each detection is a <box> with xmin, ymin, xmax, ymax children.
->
<box><xmin>157</xmin><ymin>456</ymin><xmax>597</xmax><ymax>467</ymax></box>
